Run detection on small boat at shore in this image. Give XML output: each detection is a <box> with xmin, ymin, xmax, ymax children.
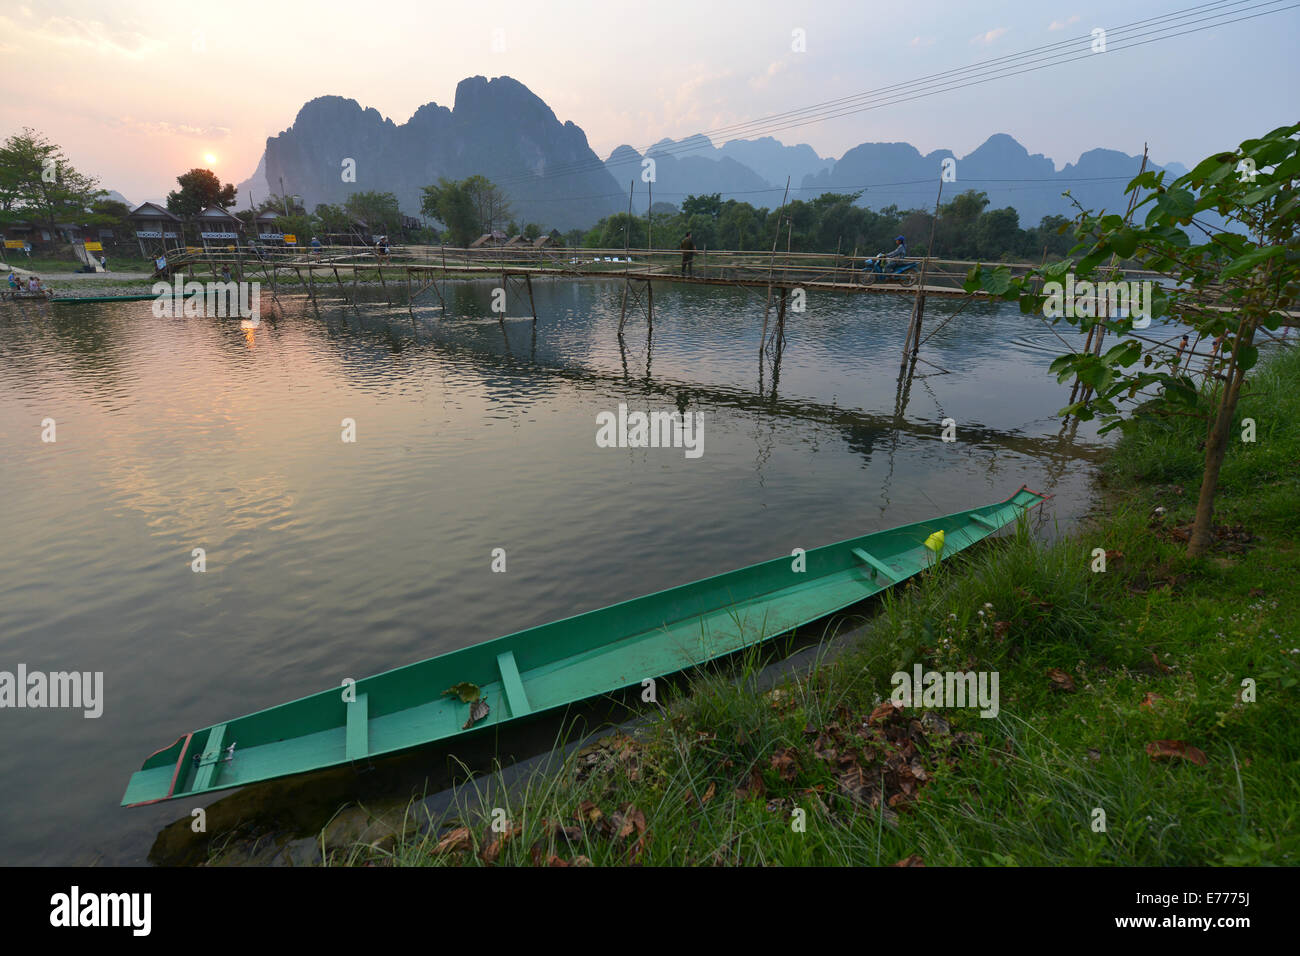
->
<box><xmin>121</xmin><ymin>486</ymin><xmax>1047</xmax><ymax>806</ymax></box>
<box><xmin>4</xmin><ymin>289</ymin><xmax>54</xmax><ymax>301</ymax></box>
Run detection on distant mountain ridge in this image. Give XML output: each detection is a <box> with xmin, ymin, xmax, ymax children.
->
<box><xmin>237</xmin><ymin>76</ymin><xmax>622</xmax><ymax>232</ymax></box>
<box><xmin>234</xmin><ymin>76</ymin><xmax>1185</xmax><ymax>234</ymax></box>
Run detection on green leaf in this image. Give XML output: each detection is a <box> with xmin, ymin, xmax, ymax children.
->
<box><xmin>1241</xmin><ymin>181</ymin><xmax>1284</xmax><ymax>205</ymax></box>
<box><xmin>1110</xmin><ymin>227</ymin><xmax>1139</xmax><ymax>259</ymax></box>
<box><xmin>1149</xmin><ymin>188</ymin><xmax>1196</xmax><ymax>224</ymax></box>
<box><xmin>443</xmin><ymin>682</ymin><xmax>482</xmax><ymax>703</ymax></box>
<box><xmin>1236</xmin><ymin>344</ymin><xmax>1259</xmax><ymax>371</ymax></box>
<box><xmin>984</xmin><ymin>266</ymin><xmax>1014</xmax><ymax>296</ymax></box>
<box><xmin>1188</xmin><ymin>153</ymin><xmax>1235</xmax><ymax>182</ymax></box>
<box><xmin>1221</xmin><ymin>246</ymin><xmax>1282</xmax><ymax>278</ymax></box>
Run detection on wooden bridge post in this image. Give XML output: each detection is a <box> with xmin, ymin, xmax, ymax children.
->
<box><xmin>903</xmin><ymin>177</ymin><xmax>944</xmax><ymax>372</ymax></box>
<box><xmin>760</xmin><ymin>178</ymin><xmax>792</xmax><ymax>358</ymax></box>
<box><xmin>525</xmin><ymin>274</ymin><xmax>537</xmax><ymax>323</ymax></box>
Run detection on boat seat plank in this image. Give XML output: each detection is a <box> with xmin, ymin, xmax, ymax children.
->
<box><xmin>346</xmin><ymin>693</ymin><xmax>369</xmax><ymax>761</ymax></box>
<box><xmin>497</xmin><ymin>651</ymin><xmax>531</xmax><ymax>717</ymax></box>
<box><xmin>851</xmin><ymin>547</ymin><xmax>895</xmax><ymax>581</ymax></box>
<box><xmin>191</xmin><ymin>723</ymin><xmax>227</xmax><ymax>792</ymax></box>
<box><xmin>970</xmin><ymin>512</ymin><xmax>1000</xmax><ymax>530</ymax></box>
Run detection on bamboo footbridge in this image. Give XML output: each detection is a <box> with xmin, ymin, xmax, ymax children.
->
<box><xmin>36</xmin><ymin>240</ymin><xmax>1289</xmax><ymax>402</ymax></box>
<box><xmin>146</xmin><ymin>240</ymin><xmax>1175</xmax><ymax>352</ymax></box>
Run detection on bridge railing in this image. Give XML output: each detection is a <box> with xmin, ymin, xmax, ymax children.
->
<box><xmin>152</xmin><ymin>242</ymin><xmax>1167</xmax><ymax>293</ymax></box>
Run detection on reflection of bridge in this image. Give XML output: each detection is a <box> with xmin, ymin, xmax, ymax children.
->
<box><xmin>157</xmin><ymin>242</ymin><xmax>1186</xmax><ymax>384</ymax></box>
<box><xmin>153</xmin><ymin>241</ymin><xmax>1283</xmax><ymax>422</ymax></box>
<box><xmin>304</xmin><ymin>290</ymin><xmax>1106</xmax><ymax>479</ymax></box>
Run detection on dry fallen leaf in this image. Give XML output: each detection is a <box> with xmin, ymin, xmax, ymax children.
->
<box><xmin>1146</xmin><ymin>739</ymin><xmax>1208</xmax><ymax>766</ymax></box>
<box><xmin>1140</xmin><ymin>692</ymin><xmax>1161</xmax><ymax>709</ymax></box>
<box><xmin>1046</xmin><ymin>668</ymin><xmax>1077</xmax><ymax>692</ymax></box>
<box><xmin>700</xmin><ymin>781</ymin><xmax>716</xmax><ymax>805</ymax></box>
<box><xmin>1151</xmin><ymin>652</ymin><xmax>1173</xmax><ymax>674</ymax></box>
<box><xmin>869</xmin><ymin>700</ymin><xmax>904</xmax><ymax>725</ymax></box>
<box><xmin>770</xmin><ymin>748</ymin><xmax>800</xmax><ymax>782</ymax></box>
<box><xmin>462</xmin><ymin>696</ymin><xmax>490</xmax><ymax>730</ymax></box>
<box><xmin>735</xmin><ymin>767</ymin><xmax>767</xmax><ymax>800</ymax></box>
<box><xmin>892</xmin><ymin>854</ymin><xmax>925</xmax><ymax>867</ymax></box>
<box><xmin>433</xmin><ymin>826</ymin><xmax>472</xmax><ymax>855</ymax></box>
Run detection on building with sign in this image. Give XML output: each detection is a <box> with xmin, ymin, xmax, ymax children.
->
<box><xmin>196</xmin><ymin>205</ymin><xmax>243</xmax><ymax>251</ymax></box>
<box><xmin>127</xmin><ymin>202</ymin><xmax>184</xmax><ymax>257</ymax></box>
<box><xmin>253</xmin><ymin>210</ymin><xmax>284</xmax><ymax>245</ymax></box>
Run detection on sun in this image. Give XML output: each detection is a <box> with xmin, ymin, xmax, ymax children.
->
<box><xmin>203</xmin><ymin>152</ymin><xmax>218</xmax><ymax>165</ymax></box>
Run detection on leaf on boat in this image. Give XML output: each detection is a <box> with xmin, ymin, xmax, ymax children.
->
<box><xmin>443</xmin><ymin>682</ymin><xmax>482</xmax><ymax>703</ymax></box>
<box><xmin>462</xmin><ymin>697</ymin><xmax>490</xmax><ymax>730</ymax></box>
<box><xmin>924</xmin><ymin>530</ymin><xmax>946</xmax><ymax>554</ymax></box>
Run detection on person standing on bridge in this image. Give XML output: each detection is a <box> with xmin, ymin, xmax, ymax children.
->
<box><xmin>680</xmin><ymin>231</ymin><xmax>696</xmax><ymax>277</ymax></box>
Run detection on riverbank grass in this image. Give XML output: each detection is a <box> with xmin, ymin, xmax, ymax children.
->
<box><xmin>343</xmin><ymin>347</ymin><xmax>1299</xmax><ymax>867</ymax></box>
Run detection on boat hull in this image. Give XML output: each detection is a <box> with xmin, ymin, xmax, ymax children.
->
<box><xmin>122</xmin><ymin>486</ymin><xmax>1046</xmax><ymax>806</ymax></box>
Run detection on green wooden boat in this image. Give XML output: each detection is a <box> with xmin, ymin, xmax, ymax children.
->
<box><xmin>122</xmin><ymin>486</ymin><xmax>1046</xmax><ymax>806</ymax></box>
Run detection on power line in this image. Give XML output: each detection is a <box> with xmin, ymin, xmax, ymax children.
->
<box><xmin>483</xmin><ymin>0</ymin><xmax>1292</xmax><ymax>191</ymax></box>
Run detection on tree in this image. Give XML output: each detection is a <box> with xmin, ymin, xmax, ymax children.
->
<box><xmin>421</xmin><ymin>178</ymin><xmax>479</xmax><ymax>247</ymax></box>
<box><xmin>681</xmin><ymin>193</ymin><xmax>722</xmax><ymax>219</ymax></box>
<box><xmin>258</xmin><ymin>194</ymin><xmax>305</xmax><ymax>216</ymax></box>
<box><xmin>975</xmin><ymin>207</ymin><xmax>1022</xmax><ymax>260</ymax></box>
<box><xmin>966</xmin><ymin>122</ymin><xmax>1299</xmax><ymax>558</ymax></box>
<box><xmin>717</xmin><ymin>201</ymin><xmax>756</xmax><ymax>250</ymax></box>
<box><xmin>461</xmin><ymin>175</ymin><xmax>513</xmax><ymax>234</ymax></box>
<box><xmin>588</xmin><ymin>212</ymin><xmax>645</xmax><ymax>249</ymax></box>
<box><xmin>166</xmin><ymin>168</ymin><xmax>236</xmax><ymax>217</ymax></box>
<box><xmin>314</xmin><ymin>203</ymin><xmax>352</xmax><ymax>235</ymax></box>
<box><xmin>523</xmin><ymin>222</ymin><xmax>541</xmax><ymax>240</ymax></box>
<box><xmin>0</xmin><ymin>128</ymin><xmax>104</xmax><ymax>238</ymax></box>
<box><xmin>274</xmin><ymin>213</ymin><xmax>316</xmax><ymax>242</ymax></box>
<box><xmin>344</xmin><ymin>191</ymin><xmax>401</xmax><ymax>234</ymax></box>
<box><xmin>87</xmin><ymin>198</ymin><xmax>131</xmax><ymax>236</ymax></box>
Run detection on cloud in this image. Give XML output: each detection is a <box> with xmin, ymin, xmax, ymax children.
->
<box><xmin>749</xmin><ymin>58</ymin><xmax>789</xmax><ymax>91</ymax></box>
<box><xmin>910</xmin><ymin>36</ymin><xmax>936</xmax><ymax>48</ymax></box>
<box><xmin>0</xmin><ymin>12</ymin><xmax>162</xmax><ymax>59</ymax></box>
<box><xmin>971</xmin><ymin>27</ymin><xmax>1009</xmax><ymax>45</ymax></box>
<box><xmin>1049</xmin><ymin>15</ymin><xmax>1081</xmax><ymax>31</ymax></box>
<box><xmin>107</xmin><ymin>117</ymin><xmax>233</xmax><ymax>139</ymax></box>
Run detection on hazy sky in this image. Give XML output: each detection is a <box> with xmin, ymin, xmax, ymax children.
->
<box><xmin>3</xmin><ymin>0</ymin><xmax>1296</xmax><ymax>204</ymax></box>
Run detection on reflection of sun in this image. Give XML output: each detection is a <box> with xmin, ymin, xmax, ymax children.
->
<box><xmin>204</xmin><ymin>152</ymin><xmax>217</xmax><ymax>164</ymax></box>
